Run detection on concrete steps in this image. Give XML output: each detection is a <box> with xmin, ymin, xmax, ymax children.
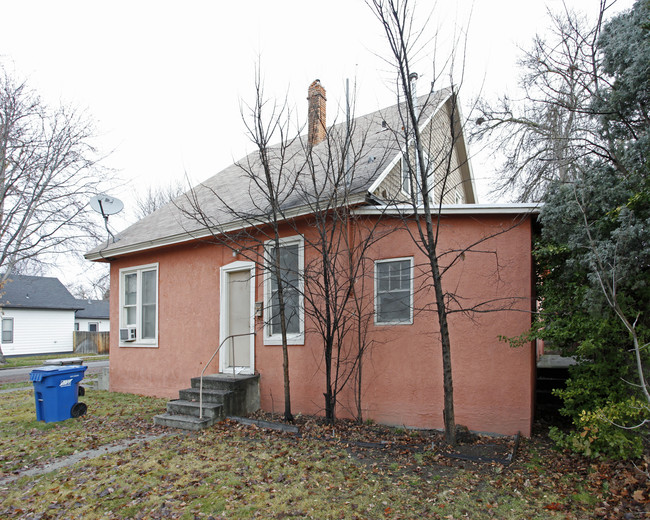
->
<box><xmin>152</xmin><ymin>413</ymin><xmax>217</xmax><ymax>431</ymax></box>
<box><xmin>153</xmin><ymin>373</ymin><xmax>260</xmax><ymax>431</ymax></box>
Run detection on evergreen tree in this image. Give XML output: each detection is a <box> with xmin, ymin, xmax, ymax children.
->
<box><xmin>534</xmin><ymin>0</ymin><xmax>650</xmax><ymax>458</ymax></box>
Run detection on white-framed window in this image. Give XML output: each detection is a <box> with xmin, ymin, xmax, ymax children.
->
<box><xmin>264</xmin><ymin>236</ymin><xmax>304</xmax><ymax>345</ymax></box>
<box><xmin>74</xmin><ymin>322</ymin><xmax>80</xmax><ymax>331</ymax></box>
<box><xmin>375</xmin><ymin>257</ymin><xmax>413</xmax><ymax>325</ymax></box>
<box><xmin>2</xmin><ymin>317</ymin><xmax>14</xmax><ymax>343</ymax></box>
<box><xmin>454</xmin><ymin>188</ymin><xmax>462</xmax><ymax>204</ymax></box>
<box><xmin>88</xmin><ymin>322</ymin><xmax>98</xmax><ymax>332</ymax></box>
<box><xmin>119</xmin><ymin>263</ymin><xmax>158</xmax><ymax>346</ymax></box>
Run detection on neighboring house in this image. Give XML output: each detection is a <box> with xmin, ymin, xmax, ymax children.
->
<box><xmin>0</xmin><ymin>275</ymin><xmax>81</xmax><ymax>356</ymax></box>
<box><xmin>75</xmin><ymin>299</ymin><xmax>110</xmax><ymax>332</ymax></box>
<box><xmin>86</xmin><ymin>81</ymin><xmax>538</xmax><ymax>436</ymax></box>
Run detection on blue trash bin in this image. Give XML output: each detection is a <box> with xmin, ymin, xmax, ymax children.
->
<box><xmin>30</xmin><ymin>365</ymin><xmax>88</xmax><ymax>422</ymax></box>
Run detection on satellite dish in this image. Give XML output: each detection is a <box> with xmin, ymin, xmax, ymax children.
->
<box><xmin>90</xmin><ymin>194</ymin><xmax>124</xmax><ymax>216</ymax></box>
<box><xmin>90</xmin><ymin>194</ymin><xmax>124</xmax><ymax>244</ymax></box>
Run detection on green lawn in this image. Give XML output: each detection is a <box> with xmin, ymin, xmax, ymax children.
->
<box><xmin>0</xmin><ymin>388</ymin><xmax>647</xmax><ymax>519</ymax></box>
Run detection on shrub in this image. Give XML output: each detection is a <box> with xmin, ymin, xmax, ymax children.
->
<box><xmin>549</xmin><ymin>398</ymin><xmax>648</xmax><ymax>459</ymax></box>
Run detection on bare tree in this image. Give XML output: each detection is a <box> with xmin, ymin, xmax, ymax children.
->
<box><xmin>292</xmin><ymin>85</ymin><xmax>394</xmax><ymax>422</ymax></box>
<box><xmin>0</xmin><ymin>65</ymin><xmax>108</xmax><ymax>362</ymax></box>
<box><xmin>367</xmin><ymin>0</ymin><xmax>533</xmax><ymax>445</ymax></box>
<box><xmin>367</xmin><ymin>0</ymin><xmax>463</xmax><ymax>445</ymax></box>
<box><xmin>133</xmin><ymin>181</ymin><xmax>186</xmax><ymax>220</ymax></box>
<box><xmin>180</xmin><ymin>73</ymin><xmax>393</xmax><ymax>424</ymax></box>
<box><xmin>180</xmin><ymin>69</ymin><xmax>303</xmax><ymax>422</ymax></box>
<box><xmin>68</xmin><ymin>267</ymin><xmax>110</xmax><ymax>301</ymax></box>
<box><xmin>471</xmin><ymin>1</ymin><xmax>617</xmax><ymax>202</ymax></box>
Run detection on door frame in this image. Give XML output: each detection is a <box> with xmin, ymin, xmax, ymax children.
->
<box><xmin>219</xmin><ymin>261</ymin><xmax>256</xmax><ymax>375</ymax></box>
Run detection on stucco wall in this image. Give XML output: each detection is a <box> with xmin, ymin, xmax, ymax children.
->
<box><xmin>107</xmin><ymin>213</ymin><xmax>535</xmax><ymax>436</ymax></box>
<box><xmin>109</xmin><ymin>241</ymin><xmax>230</xmax><ymax>397</ymax></box>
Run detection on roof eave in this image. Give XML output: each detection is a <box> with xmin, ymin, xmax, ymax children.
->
<box><xmin>0</xmin><ymin>305</ymin><xmax>81</xmax><ymax>311</ymax></box>
<box><xmin>352</xmin><ymin>202</ymin><xmax>542</xmax><ymax>216</ymax></box>
<box><xmin>85</xmin><ymin>192</ymin><xmax>370</xmax><ymax>262</ymax></box>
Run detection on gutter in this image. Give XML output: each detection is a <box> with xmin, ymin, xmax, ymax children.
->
<box><xmin>352</xmin><ymin>202</ymin><xmax>542</xmax><ymax>216</ymax></box>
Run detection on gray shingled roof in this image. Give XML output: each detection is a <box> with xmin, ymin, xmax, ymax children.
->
<box><xmin>0</xmin><ymin>275</ymin><xmax>81</xmax><ymax>310</ymax></box>
<box><xmin>86</xmin><ymin>90</ymin><xmax>451</xmax><ymax>260</ymax></box>
<box><xmin>75</xmin><ymin>299</ymin><xmax>109</xmax><ymax>319</ymax></box>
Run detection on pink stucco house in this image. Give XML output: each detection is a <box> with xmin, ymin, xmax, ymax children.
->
<box><xmin>86</xmin><ymin>81</ymin><xmax>538</xmax><ymax>436</ymax></box>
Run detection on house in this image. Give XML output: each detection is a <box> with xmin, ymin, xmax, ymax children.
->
<box><xmin>0</xmin><ymin>275</ymin><xmax>81</xmax><ymax>356</ymax></box>
<box><xmin>75</xmin><ymin>299</ymin><xmax>110</xmax><ymax>332</ymax></box>
<box><xmin>86</xmin><ymin>80</ymin><xmax>538</xmax><ymax>436</ymax></box>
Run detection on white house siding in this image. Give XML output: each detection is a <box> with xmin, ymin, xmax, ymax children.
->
<box><xmin>0</xmin><ymin>308</ymin><xmax>75</xmax><ymax>356</ymax></box>
<box><xmin>75</xmin><ymin>318</ymin><xmax>110</xmax><ymax>332</ymax></box>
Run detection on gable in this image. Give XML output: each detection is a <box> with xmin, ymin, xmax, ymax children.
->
<box><xmin>371</xmin><ymin>96</ymin><xmax>477</xmax><ymax>204</ymax></box>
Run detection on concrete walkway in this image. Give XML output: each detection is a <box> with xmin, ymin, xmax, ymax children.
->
<box><xmin>0</xmin><ymin>432</ymin><xmax>172</xmax><ymax>486</ymax></box>
<box><xmin>0</xmin><ymin>385</ymin><xmax>33</xmax><ymax>394</ymax></box>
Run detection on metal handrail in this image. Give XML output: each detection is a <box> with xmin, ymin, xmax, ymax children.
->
<box><xmin>199</xmin><ymin>332</ymin><xmax>256</xmax><ymax>419</ymax></box>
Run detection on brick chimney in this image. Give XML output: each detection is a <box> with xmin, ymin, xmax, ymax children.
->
<box><xmin>307</xmin><ymin>79</ymin><xmax>327</xmax><ymax>147</ymax></box>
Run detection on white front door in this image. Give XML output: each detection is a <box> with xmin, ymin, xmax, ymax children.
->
<box><xmin>220</xmin><ymin>262</ymin><xmax>255</xmax><ymax>375</ymax></box>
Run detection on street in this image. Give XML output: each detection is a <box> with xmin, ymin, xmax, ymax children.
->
<box><xmin>0</xmin><ymin>360</ymin><xmax>109</xmax><ymax>385</ymax></box>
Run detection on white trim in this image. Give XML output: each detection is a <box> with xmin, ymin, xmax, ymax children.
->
<box><xmin>353</xmin><ymin>202</ymin><xmax>542</xmax><ymax>216</ymax></box>
<box><xmin>263</xmin><ymin>235</ymin><xmax>305</xmax><ymax>346</ymax></box>
<box><xmin>219</xmin><ymin>261</ymin><xmax>256</xmax><ymax>375</ymax></box>
<box><xmin>452</xmin><ymin>101</ymin><xmax>479</xmax><ymax>204</ymax></box>
<box><xmin>374</xmin><ymin>257</ymin><xmax>414</xmax><ymax>326</ymax></box>
<box><xmin>118</xmin><ymin>262</ymin><xmax>159</xmax><ymax>348</ymax></box>
<box><xmin>2</xmin><ymin>316</ymin><xmax>14</xmax><ymax>343</ymax></box>
<box><xmin>400</xmin><ymin>153</ymin><xmax>412</xmax><ymax>197</ymax></box>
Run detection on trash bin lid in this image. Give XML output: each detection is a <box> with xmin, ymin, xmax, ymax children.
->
<box><xmin>30</xmin><ymin>365</ymin><xmax>88</xmax><ymax>381</ymax></box>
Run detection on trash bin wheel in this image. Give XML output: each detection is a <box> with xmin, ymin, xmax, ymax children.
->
<box><xmin>78</xmin><ymin>386</ymin><xmax>85</xmax><ymax>397</ymax></box>
<box><xmin>71</xmin><ymin>402</ymin><xmax>87</xmax><ymax>418</ymax></box>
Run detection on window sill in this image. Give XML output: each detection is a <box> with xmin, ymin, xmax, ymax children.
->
<box><xmin>119</xmin><ymin>342</ymin><xmax>159</xmax><ymax>348</ymax></box>
<box><xmin>263</xmin><ymin>335</ymin><xmax>304</xmax><ymax>346</ymax></box>
<box><xmin>374</xmin><ymin>320</ymin><xmax>413</xmax><ymax>326</ymax></box>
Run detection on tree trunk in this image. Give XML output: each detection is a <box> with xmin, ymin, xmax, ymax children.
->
<box><xmin>324</xmin><ymin>337</ymin><xmax>335</xmax><ymax>423</ymax></box>
<box><xmin>431</xmin><ymin>257</ymin><xmax>456</xmax><ymax>445</ymax></box>
<box><xmin>273</xmin><ymin>241</ymin><xmax>294</xmax><ymax>423</ymax></box>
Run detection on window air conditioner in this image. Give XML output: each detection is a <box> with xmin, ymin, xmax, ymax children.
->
<box><xmin>120</xmin><ymin>327</ymin><xmax>137</xmax><ymax>342</ymax></box>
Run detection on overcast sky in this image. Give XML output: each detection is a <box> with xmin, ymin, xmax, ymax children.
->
<box><xmin>0</xmin><ymin>0</ymin><xmax>633</xmax><ymax>289</ymax></box>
